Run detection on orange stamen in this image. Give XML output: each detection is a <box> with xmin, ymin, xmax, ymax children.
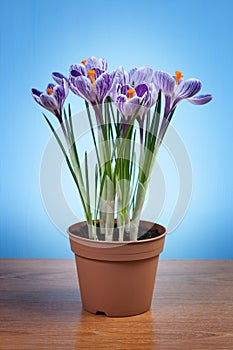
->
<box><xmin>87</xmin><ymin>69</ymin><xmax>96</xmax><ymax>89</ymax></box>
<box><xmin>175</xmin><ymin>71</ymin><xmax>183</xmax><ymax>84</ymax></box>
<box><xmin>81</xmin><ymin>59</ymin><xmax>87</xmax><ymax>65</ymax></box>
<box><xmin>47</xmin><ymin>87</ymin><xmax>53</xmax><ymax>95</ymax></box>
<box><xmin>127</xmin><ymin>88</ymin><xmax>135</xmax><ymax>100</ymax></box>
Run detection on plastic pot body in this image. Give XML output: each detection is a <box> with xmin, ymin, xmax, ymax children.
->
<box><xmin>69</xmin><ymin>220</ymin><xmax>166</xmax><ymax>317</ymax></box>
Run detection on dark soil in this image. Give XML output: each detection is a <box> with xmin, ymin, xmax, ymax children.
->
<box><xmin>137</xmin><ymin>228</ymin><xmax>161</xmax><ymax>240</ymax></box>
<box><xmin>71</xmin><ymin>223</ymin><xmax>162</xmax><ymax>241</ymax></box>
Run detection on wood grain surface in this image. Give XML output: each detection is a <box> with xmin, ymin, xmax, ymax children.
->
<box><xmin>0</xmin><ymin>259</ymin><xmax>232</xmax><ymax>350</ymax></box>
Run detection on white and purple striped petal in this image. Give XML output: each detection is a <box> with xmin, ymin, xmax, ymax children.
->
<box><xmin>53</xmin><ymin>79</ymin><xmax>69</xmax><ymax>106</ymax></box>
<box><xmin>114</xmin><ymin>66</ymin><xmax>129</xmax><ymax>85</ymax></box>
<box><xmin>116</xmin><ymin>94</ymin><xmax>141</xmax><ymax>122</ymax></box>
<box><xmin>129</xmin><ymin>66</ymin><xmax>153</xmax><ymax>86</ymax></box>
<box><xmin>187</xmin><ymin>94</ymin><xmax>213</xmax><ymax>105</ymax></box>
<box><xmin>85</xmin><ymin>57</ymin><xmax>107</xmax><ymax>72</ymax></box>
<box><xmin>32</xmin><ymin>88</ymin><xmax>44</xmax><ymax>106</ymax></box>
<box><xmin>69</xmin><ymin>76</ymin><xmax>96</xmax><ymax>104</ymax></box>
<box><xmin>52</xmin><ymin>72</ymin><xmax>69</xmax><ymax>85</ymax></box>
<box><xmin>40</xmin><ymin>93</ymin><xmax>58</xmax><ymax>112</ymax></box>
<box><xmin>175</xmin><ymin>79</ymin><xmax>202</xmax><ymax>99</ymax></box>
<box><xmin>94</xmin><ymin>72</ymin><xmax>114</xmax><ymax>103</ymax></box>
<box><xmin>153</xmin><ymin>71</ymin><xmax>175</xmax><ymax>96</ymax></box>
<box><xmin>172</xmin><ymin>79</ymin><xmax>202</xmax><ymax>109</ymax></box>
<box><xmin>69</xmin><ymin>64</ymin><xmax>86</xmax><ymax>78</ymax></box>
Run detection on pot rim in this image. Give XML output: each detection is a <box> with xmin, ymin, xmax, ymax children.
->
<box><xmin>68</xmin><ymin>220</ymin><xmax>166</xmax><ymax>247</ymax></box>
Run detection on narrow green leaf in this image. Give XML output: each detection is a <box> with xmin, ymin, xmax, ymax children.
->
<box><xmin>63</xmin><ymin>108</ymin><xmax>72</xmax><ymax>144</ymax></box>
<box><xmin>85</xmin><ymin>101</ymin><xmax>101</xmax><ymax>174</ymax></box>
<box><xmin>144</xmin><ymin>109</ymin><xmax>151</xmax><ymax>150</ymax></box>
<box><xmin>150</xmin><ymin>90</ymin><xmax>161</xmax><ymax>151</ymax></box>
<box><xmin>85</xmin><ymin>151</ymin><xmax>92</xmax><ymax>222</ymax></box>
<box><xmin>114</xmin><ymin>100</ymin><xmax>144</xmax><ymax>179</ymax></box>
<box><xmin>94</xmin><ymin>164</ymin><xmax>99</xmax><ymax>221</ymax></box>
<box><xmin>43</xmin><ymin>113</ymin><xmax>88</xmax><ymax>217</ymax></box>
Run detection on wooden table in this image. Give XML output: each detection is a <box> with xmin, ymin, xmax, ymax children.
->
<box><xmin>0</xmin><ymin>260</ymin><xmax>232</xmax><ymax>350</ymax></box>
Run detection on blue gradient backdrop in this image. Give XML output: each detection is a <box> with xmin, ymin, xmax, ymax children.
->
<box><xmin>1</xmin><ymin>0</ymin><xmax>232</xmax><ymax>258</ymax></box>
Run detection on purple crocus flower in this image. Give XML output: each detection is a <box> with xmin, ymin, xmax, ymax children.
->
<box><xmin>111</xmin><ymin>66</ymin><xmax>155</xmax><ymax>99</ymax></box>
<box><xmin>116</xmin><ymin>83</ymin><xmax>156</xmax><ymax>122</ymax></box>
<box><xmin>31</xmin><ymin>79</ymin><xmax>68</xmax><ymax>123</ymax></box>
<box><xmin>112</xmin><ymin>66</ymin><xmax>158</xmax><ymax>137</ymax></box>
<box><xmin>153</xmin><ymin>70</ymin><xmax>212</xmax><ymax>119</ymax></box>
<box><xmin>66</xmin><ymin>57</ymin><xmax>114</xmax><ymax>107</ymax></box>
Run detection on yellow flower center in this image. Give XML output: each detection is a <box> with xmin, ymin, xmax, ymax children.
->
<box><xmin>127</xmin><ymin>88</ymin><xmax>135</xmax><ymax>100</ymax></box>
<box><xmin>81</xmin><ymin>59</ymin><xmax>87</xmax><ymax>65</ymax></box>
<box><xmin>87</xmin><ymin>70</ymin><xmax>96</xmax><ymax>90</ymax></box>
<box><xmin>175</xmin><ymin>71</ymin><xmax>183</xmax><ymax>84</ymax></box>
<box><xmin>47</xmin><ymin>87</ymin><xmax>53</xmax><ymax>95</ymax></box>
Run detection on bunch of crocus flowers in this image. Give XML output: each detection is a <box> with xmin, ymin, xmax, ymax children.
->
<box><xmin>32</xmin><ymin>56</ymin><xmax>212</xmax><ymax>241</ymax></box>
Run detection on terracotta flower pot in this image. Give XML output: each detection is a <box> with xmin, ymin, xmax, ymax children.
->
<box><xmin>68</xmin><ymin>220</ymin><xmax>166</xmax><ymax>317</ymax></box>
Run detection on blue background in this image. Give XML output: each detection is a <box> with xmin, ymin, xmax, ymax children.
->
<box><xmin>0</xmin><ymin>0</ymin><xmax>232</xmax><ymax>258</ymax></box>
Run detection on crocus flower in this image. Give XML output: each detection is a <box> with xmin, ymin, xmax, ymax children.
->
<box><xmin>153</xmin><ymin>70</ymin><xmax>212</xmax><ymax>119</ymax></box>
<box><xmin>112</xmin><ymin>66</ymin><xmax>158</xmax><ymax>137</ymax></box>
<box><xmin>31</xmin><ymin>79</ymin><xmax>68</xmax><ymax>123</ymax></box>
<box><xmin>67</xmin><ymin>57</ymin><xmax>114</xmax><ymax>107</ymax></box>
<box><xmin>111</xmin><ymin>66</ymin><xmax>155</xmax><ymax>99</ymax></box>
<box><xmin>115</xmin><ymin>83</ymin><xmax>156</xmax><ymax>122</ymax></box>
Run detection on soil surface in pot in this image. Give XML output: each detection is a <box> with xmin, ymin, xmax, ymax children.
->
<box><xmin>71</xmin><ymin>223</ymin><xmax>162</xmax><ymax>241</ymax></box>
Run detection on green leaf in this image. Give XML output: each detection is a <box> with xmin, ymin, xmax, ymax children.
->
<box><xmin>114</xmin><ymin>100</ymin><xmax>144</xmax><ymax>179</ymax></box>
<box><xmin>85</xmin><ymin>101</ymin><xmax>101</xmax><ymax>175</ymax></box>
<box><xmin>94</xmin><ymin>164</ymin><xmax>99</xmax><ymax>222</ymax></box>
<box><xmin>63</xmin><ymin>108</ymin><xmax>72</xmax><ymax>144</ymax></box>
<box><xmin>85</xmin><ymin>151</ymin><xmax>92</xmax><ymax>223</ymax></box>
<box><xmin>43</xmin><ymin>113</ymin><xmax>88</xmax><ymax>218</ymax></box>
<box><xmin>150</xmin><ymin>90</ymin><xmax>161</xmax><ymax>151</ymax></box>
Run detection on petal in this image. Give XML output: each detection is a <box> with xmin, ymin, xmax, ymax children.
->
<box><xmin>40</xmin><ymin>93</ymin><xmax>59</xmax><ymax>111</ymax></box>
<box><xmin>120</xmin><ymin>84</ymin><xmax>132</xmax><ymax>96</ymax></box>
<box><xmin>153</xmin><ymin>71</ymin><xmax>175</xmax><ymax>95</ymax></box>
<box><xmin>46</xmin><ymin>83</ymin><xmax>55</xmax><ymax>90</ymax></box>
<box><xmin>70</xmin><ymin>76</ymin><xmax>96</xmax><ymax>103</ymax></box>
<box><xmin>92</xmin><ymin>68</ymin><xmax>105</xmax><ymax>79</ymax></box>
<box><xmin>69</xmin><ymin>64</ymin><xmax>86</xmax><ymax>77</ymax></box>
<box><xmin>53</xmin><ymin>81</ymin><xmax>68</xmax><ymax>107</ymax></box>
<box><xmin>175</xmin><ymin>79</ymin><xmax>202</xmax><ymax>99</ymax></box>
<box><xmin>136</xmin><ymin>83</ymin><xmax>158</xmax><ymax>109</ymax></box>
<box><xmin>135</xmin><ymin>83</ymin><xmax>149</xmax><ymax>98</ymax></box>
<box><xmin>116</xmin><ymin>95</ymin><xmax>141</xmax><ymax>120</ymax></box>
<box><xmin>115</xmin><ymin>94</ymin><xmax>127</xmax><ymax>117</ymax></box>
<box><xmin>94</xmin><ymin>72</ymin><xmax>113</xmax><ymax>103</ymax></box>
<box><xmin>52</xmin><ymin>72</ymin><xmax>68</xmax><ymax>85</ymax></box>
<box><xmin>114</xmin><ymin>66</ymin><xmax>129</xmax><ymax>85</ymax></box>
<box><xmin>128</xmin><ymin>67</ymin><xmax>137</xmax><ymax>83</ymax></box>
<box><xmin>32</xmin><ymin>88</ymin><xmax>43</xmax><ymax>105</ymax></box>
<box><xmin>32</xmin><ymin>88</ymin><xmax>42</xmax><ymax>97</ymax></box>
<box><xmin>187</xmin><ymin>94</ymin><xmax>213</xmax><ymax>105</ymax></box>
<box><xmin>124</xmin><ymin>97</ymin><xmax>143</xmax><ymax>118</ymax></box>
<box><xmin>164</xmin><ymin>95</ymin><xmax>172</xmax><ymax>119</ymax></box>
<box><xmin>62</xmin><ymin>78</ymin><xmax>69</xmax><ymax>98</ymax></box>
<box><xmin>110</xmin><ymin>67</ymin><xmax>131</xmax><ymax>102</ymax></box>
<box><xmin>116</xmin><ymin>94</ymin><xmax>127</xmax><ymax>104</ymax></box>
<box><xmin>86</xmin><ymin>57</ymin><xmax>107</xmax><ymax>72</ymax></box>
<box><xmin>129</xmin><ymin>66</ymin><xmax>153</xmax><ymax>86</ymax></box>
<box><xmin>149</xmin><ymin>83</ymin><xmax>159</xmax><ymax>106</ymax></box>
